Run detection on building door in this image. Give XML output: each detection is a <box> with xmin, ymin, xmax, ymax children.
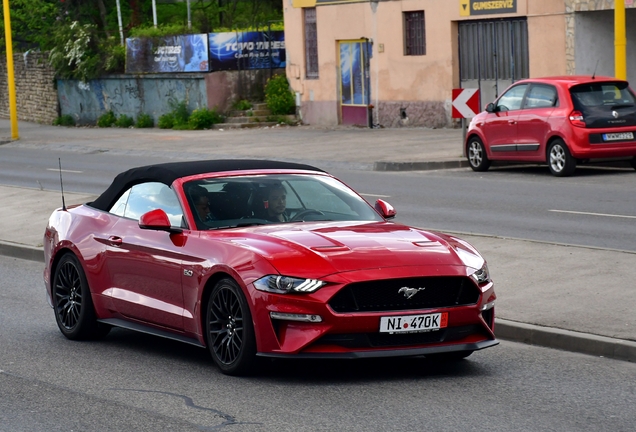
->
<box><xmin>459</xmin><ymin>19</ymin><xmax>529</xmax><ymax>109</ymax></box>
<box><xmin>338</xmin><ymin>40</ymin><xmax>371</xmax><ymax>126</ymax></box>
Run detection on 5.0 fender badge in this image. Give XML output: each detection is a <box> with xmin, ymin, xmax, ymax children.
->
<box><xmin>398</xmin><ymin>286</ymin><xmax>425</xmax><ymax>299</ymax></box>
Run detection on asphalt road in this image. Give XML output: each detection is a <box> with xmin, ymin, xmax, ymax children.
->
<box><xmin>2</xmin><ymin>255</ymin><xmax>636</xmax><ymax>431</ymax></box>
<box><xmin>1</xmin><ymin>146</ymin><xmax>635</xmax><ymax>251</ymax></box>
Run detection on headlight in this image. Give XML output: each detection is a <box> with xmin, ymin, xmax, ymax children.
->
<box><xmin>254</xmin><ymin>275</ymin><xmax>326</xmax><ymax>294</ymax></box>
<box><xmin>470</xmin><ymin>263</ymin><xmax>490</xmax><ymax>285</ymax></box>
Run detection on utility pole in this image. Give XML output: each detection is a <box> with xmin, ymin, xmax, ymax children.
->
<box><xmin>2</xmin><ymin>0</ymin><xmax>18</xmax><ymax>139</ymax></box>
<box><xmin>615</xmin><ymin>0</ymin><xmax>626</xmax><ymax>80</ymax></box>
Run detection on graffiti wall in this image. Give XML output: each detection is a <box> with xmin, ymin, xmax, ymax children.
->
<box><xmin>57</xmin><ymin>76</ymin><xmax>208</xmax><ymax>125</ymax></box>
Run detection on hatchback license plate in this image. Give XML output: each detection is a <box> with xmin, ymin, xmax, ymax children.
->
<box><xmin>603</xmin><ymin>132</ymin><xmax>634</xmax><ymax>141</ymax></box>
<box><xmin>379</xmin><ymin>312</ymin><xmax>448</xmax><ymax>334</ymax></box>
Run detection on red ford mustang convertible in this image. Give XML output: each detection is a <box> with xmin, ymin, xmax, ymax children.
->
<box><xmin>44</xmin><ymin>160</ymin><xmax>497</xmax><ymax>375</ymax></box>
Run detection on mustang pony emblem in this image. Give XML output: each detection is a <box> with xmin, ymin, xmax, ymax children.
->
<box><xmin>398</xmin><ymin>286</ymin><xmax>425</xmax><ymax>299</ymax></box>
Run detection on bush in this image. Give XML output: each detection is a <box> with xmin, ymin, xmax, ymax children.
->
<box><xmin>168</xmin><ymin>100</ymin><xmax>190</xmax><ymax>128</ymax></box>
<box><xmin>136</xmin><ymin>113</ymin><xmax>154</xmax><ymax>128</ymax></box>
<box><xmin>158</xmin><ymin>113</ymin><xmax>175</xmax><ymax>129</ymax></box>
<box><xmin>115</xmin><ymin>114</ymin><xmax>134</xmax><ymax>128</ymax></box>
<box><xmin>53</xmin><ymin>115</ymin><xmax>75</xmax><ymax>126</ymax></box>
<box><xmin>233</xmin><ymin>99</ymin><xmax>252</xmax><ymax>111</ymax></box>
<box><xmin>265</xmin><ymin>74</ymin><xmax>296</xmax><ymax>115</ymax></box>
<box><xmin>189</xmin><ymin>107</ymin><xmax>223</xmax><ymax>129</ymax></box>
<box><xmin>97</xmin><ymin>111</ymin><xmax>117</xmax><ymax>127</ymax></box>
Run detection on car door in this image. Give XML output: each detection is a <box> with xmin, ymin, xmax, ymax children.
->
<box><xmin>515</xmin><ymin>84</ymin><xmax>559</xmax><ymax>162</ymax></box>
<box><xmin>103</xmin><ymin>182</ymin><xmax>190</xmax><ymax>330</ymax></box>
<box><xmin>481</xmin><ymin>84</ymin><xmax>529</xmax><ymax>157</ymax></box>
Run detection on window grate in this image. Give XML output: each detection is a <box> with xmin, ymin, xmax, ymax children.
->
<box><xmin>304</xmin><ymin>8</ymin><xmax>319</xmax><ymax>79</ymax></box>
<box><xmin>404</xmin><ymin>11</ymin><xmax>426</xmax><ymax>56</ymax></box>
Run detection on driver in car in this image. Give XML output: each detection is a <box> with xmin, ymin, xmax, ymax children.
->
<box><xmin>263</xmin><ymin>182</ymin><xmax>289</xmax><ymax>223</ymax></box>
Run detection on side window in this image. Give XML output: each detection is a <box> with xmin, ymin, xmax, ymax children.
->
<box><xmin>524</xmin><ymin>85</ymin><xmax>558</xmax><ymax>109</ymax></box>
<box><xmin>496</xmin><ymin>84</ymin><xmax>528</xmax><ymax>111</ymax></box>
<box><xmin>110</xmin><ymin>182</ymin><xmax>184</xmax><ymax>226</ymax></box>
<box><xmin>110</xmin><ymin>189</ymin><xmax>130</xmax><ymax>217</ymax></box>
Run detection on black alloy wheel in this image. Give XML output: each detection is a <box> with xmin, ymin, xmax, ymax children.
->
<box><xmin>467</xmin><ymin>137</ymin><xmax>491</xmax><ymax>172</ymax></box>
<box><xmin>206</xmin><ymin>278</ymin><xmax>256</xmax><ymax>375</ymax></box>
<box><xmin>547</xmin><ymin>139</ymin><xmax>576</xmax><ymax>177</ymax></box>
<box><xmin>52</xmin><ymin>253</ymin><xmax>110</xmax><ymax>340</ymax></box>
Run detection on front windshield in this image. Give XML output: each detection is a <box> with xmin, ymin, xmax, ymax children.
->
<box><xmin>183</xmin><ymin>174</ymin><xmax>383</xmax><ymax>230</ymax></box>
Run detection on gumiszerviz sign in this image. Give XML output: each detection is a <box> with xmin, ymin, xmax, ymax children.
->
<box><xmin>460</xmin><ymin>0</ymin><xmax>517</xmax><ymax>17</ymax></box>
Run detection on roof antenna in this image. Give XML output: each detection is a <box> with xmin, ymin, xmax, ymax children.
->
<box><xmin>591</xmin><ymin>59</ymin><xmax>599</xmax><ymax>80</ymax></box>
<box><xmin>58</xmin><ymin>158</ymin><xmax>67</xmax><ymax>211</ymax></box>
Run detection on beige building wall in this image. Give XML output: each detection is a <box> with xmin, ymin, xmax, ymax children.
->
<box><xmin>284</xmin><ymin>0</ymin><xmax>634</xmax><ymax>128</ymax></box>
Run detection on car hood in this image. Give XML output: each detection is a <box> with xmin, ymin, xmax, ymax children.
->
<box><xmin>205</xmin><ymin>221</ymin><xmax>484</xmax><ymax>278</ymax></box>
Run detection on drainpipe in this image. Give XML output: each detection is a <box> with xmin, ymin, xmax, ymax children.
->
<box><xmin>615</xmin><ymin>0</ymin><xmax>626</xmax><ymax>80</ymax></box>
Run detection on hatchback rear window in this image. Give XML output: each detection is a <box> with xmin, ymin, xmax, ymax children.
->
<box><xmin>570</xmin><ymin>82</ymin><xmax>635</xmax><ymax>108</ymax></box>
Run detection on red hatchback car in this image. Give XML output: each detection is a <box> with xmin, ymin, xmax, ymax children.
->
<box><xmin>466</xmin><ymin>76</ymin><xmax>636</xmax><ymax>176</ymax></box>
<box><xmin>43</xmin><ymin>160</ymin><xmax>497</xmax><ymax>375</ymax></box>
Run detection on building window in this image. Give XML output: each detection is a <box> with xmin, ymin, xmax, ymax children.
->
<box><xmin>404</xmin><ymin>11</ymin><xmax>426</xmax><ymax>56</ymax></box>
<box><xmin>304</xmin><ymin>8</ymin><xmax>319</xmax><ymax>78</ymax></box>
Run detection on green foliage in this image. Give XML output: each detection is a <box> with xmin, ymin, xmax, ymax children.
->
<box><xmin>265</xmin><ymin>74</ymin><xmax>296</xmax><ymax>115</ymax></box>
<box><xmin>0</xmin><ymin>0</ymin><xmax>58</xmax><ymax>51</ymax></box>
<box><xmin>136</xmin><ymin>113</ymin><xmax>154</xmax><ymax>128</ymax></box>
<box><xmin>169</xmin><ymin>100</ymin><xmax>190</xmax><ymax>127</ymax></box>
<box><xmin>233</xmin><ymin>99</ymin><xmax>252</xmax><ymax>111</ymax></box>
<box><xmin>129</xmin><ymin>24</ymin><xmax>200</xmax><ymax>38</ymax></box>
<box><xmin>97</xmin><ymin>111</ymin><xmax>117</xmax><ymax>128</ymax></box>
<box><xmin>189</xmin><ymin>107</ymin><xmax>223</xmax><ymax>129</ymax></box>
<box><xmin>103</xmin><ymin>42</ymin><xmax>126</xmax><ymax>73</ymax></box>
<box><xmin>158</xmin><ymin>113</ymin><xmax>175</xmax><ymax>129</ymax></box>
<box><xmin>115</xmin><ymin>114</ymin><xmax>134</xmax><ymax>128</ymax></box>
<box><xmin>48</xmin><ymin>21</ymin><xmax>105</xmax><ymax>81</ymax></box>
<box><xmin>53</xmin><ymin>115</ymin><xmax>76</xmax><ymax>127</ymax></box>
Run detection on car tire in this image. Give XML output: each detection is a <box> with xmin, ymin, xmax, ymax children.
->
<box><xmin>547</xmin><ymin>139</ymin><xmax>576</xmax><ymax>177</ymax></box>
<box><xmin>52</xmin><ymin>253</ymin><xmax>111</xmax><ymax>340</ymax></box>
<box><xmin>206</xmin><ymin>278</ymin><xmax>257</xmax><ymax>375</ymax></box>
<box><xmin>467</xmin><ymin>137</ymin><xmax>491</xmax><ymax>172</ymax></box>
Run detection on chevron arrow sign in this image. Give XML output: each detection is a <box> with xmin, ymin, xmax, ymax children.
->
<box><xmin>452</xmin><ymin>88</ymin><xmax>480</xmax><ymax>119</ymax></box>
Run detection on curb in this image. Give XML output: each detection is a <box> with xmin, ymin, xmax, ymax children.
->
<box><xmin>496</xmin><ymin>318</ymin><xmax>636</xmax><ymax>363</ymax></box>
<box><xmin>374</xmin><ymin>159</ymin><xmax>469</xmax><ymax>171</ymax></box>
<box><xmin>1</xmin><ymin>240</ymin><xmax>634</xmax><ymax>364</ymax></box>
<box><xmin>0</xmin><ymin>240</ymin><xmax>44</xmax><ymax>263</ymax></box>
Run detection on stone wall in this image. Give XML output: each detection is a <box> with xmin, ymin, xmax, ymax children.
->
<box><xmin>0</xmin><ymin>51</ymin><xmax>58</xmax><ymax>124</ymax></box>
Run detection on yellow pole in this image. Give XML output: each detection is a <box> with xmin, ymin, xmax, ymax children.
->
<box><xmin>3</xmin><ymin>0</ymin><xmax>18</xmax><ymax>139</ymax></box>
<box><xmin>615</xmin><ymin>0</ymin><xmax>627</xmax><ymax>80</ymax></box>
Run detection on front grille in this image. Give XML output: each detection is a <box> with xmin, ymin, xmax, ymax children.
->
<box><xmin>316</xmin><ymin>325</ymin><xmax>481</xmax><ymax>349</ymax></box>
<box><xmin>328</xmin><ymin>277</ymin><xmax>480</xmax><ymax>313</ymax></box>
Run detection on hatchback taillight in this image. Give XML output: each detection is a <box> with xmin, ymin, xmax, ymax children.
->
<box><xmin>569</xmin><ymin>110</ymin><xmax>586</xmax><ymax>127</ymax></box>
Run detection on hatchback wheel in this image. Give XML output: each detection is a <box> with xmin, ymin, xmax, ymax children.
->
<box><xmin>467</xmin><ymin>137</ymin><xmax>491</xmax><ymax>172</ymax></box>
<box><xmin>547</xmin><ymin>139</ymin><xmax>576</xmax><ymax>177</ymax></box>
<box><xmin>52</xmin><ymin>253</ymin><xmax>110</xmax><ymax>340</ymax></box>
<box><xmin>206</xmin><ymin>278</ymin><xmax>257</xmax><ymax>375</ymax></box>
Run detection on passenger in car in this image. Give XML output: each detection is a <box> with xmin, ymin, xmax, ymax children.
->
<box><xmin>189</xmin><ymin>185</ymin><xmax>215</xmax><ymax>223</ymax></box>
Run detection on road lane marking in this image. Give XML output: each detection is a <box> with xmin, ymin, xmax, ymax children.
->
<box><xmin>360</xmin><ymin>193</ymin><xmax>391</xmax><ymax>198</ymax></box>
<box><xmin>47</xmin><ymin>168</ymin><xmax>83</xmax><ymax>173</ymax></box>
<box><xmin>549</xmin><ymin>209</ymin><xmax>636</xmax><ymax>219</ymax></box>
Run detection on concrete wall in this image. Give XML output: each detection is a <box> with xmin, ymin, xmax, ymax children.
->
<box><xmin>57</xmin><ymin>75</ymin><xmax>209</xmax><ymax>125</ymax></box>
<box><xmin>0</xmin><ymin>52</ymin><xmax>58</xmax><ymax>124</ymax></box>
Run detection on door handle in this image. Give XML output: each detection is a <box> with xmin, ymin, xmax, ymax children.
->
<box><xmin>508</xmin><ymin>120</ymin><xmax>517</xmax><ymax>124</ymax></box>
<box><xmin>108</xmin><ymin>236</ymin><xmax>123</xmax><ymax>247</ymax></box>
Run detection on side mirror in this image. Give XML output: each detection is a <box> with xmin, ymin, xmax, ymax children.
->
<box><xmin>139</xmin><ymin>209</ymin><xmax>182</xmax><ymax>234</ymax></box>
<box><xmin>486</xmin><ymin>103</ymin><xmax>496</xmax><ymax>113</ymax></box>
<box><xmin>375</xmin><ymin>199</ymin><xmax>396</xmax><ymax>219</ymax></box>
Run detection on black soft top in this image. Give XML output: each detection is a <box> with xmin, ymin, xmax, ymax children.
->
<box><xmin>89</xmin><ymin>159</ymin><xmax>324</xmax><ymax>211</ymax></box>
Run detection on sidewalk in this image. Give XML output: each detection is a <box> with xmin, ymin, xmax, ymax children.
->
<box><xmin>1</xmin><ymin>119</ymin><xmax>635</xmax><ymax>362</ymax></box>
